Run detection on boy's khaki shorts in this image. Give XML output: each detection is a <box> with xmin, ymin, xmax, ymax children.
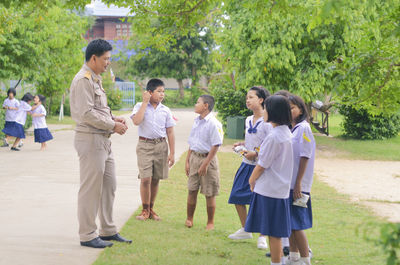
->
<box><xmin>136</xmin><ymin>138</ymin><xmax>169</xmax><ymax>179</ymax></box>
<box><xmin>188</xmin><ymin>151</ymin><xmax>219</xmax><ymax>197</ymax></box>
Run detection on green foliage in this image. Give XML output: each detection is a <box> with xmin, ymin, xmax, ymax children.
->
<box><xmin>0</xmin><ymin>90</ymin><xmax>6</xmax><ymax>139</ymax></box>
<box><xmin>379</xmin><ymin>223</ymin><xmax>400</xmax><ymax>265</ymax></box>
<box><xmin>210</xmin><ymin>75</ymin><xmax>251</xmax><ymax>128</ymax></box>
<box><xmin>105</xmin><ymin>88</ymin><xmax>123</xmax><ymax>111</ymax></box>
<box><xmin>339</xmin><ymin>104</ymin><xmax>400</xmax><ymax>140</ymax></box>
<box><xmin>0</xmin><ymin>1</ymin><xmax>89</xmax><ymax>115</ymax></box>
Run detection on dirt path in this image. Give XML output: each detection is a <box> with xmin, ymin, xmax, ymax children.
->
<box><xmin>315</xmin><ymin>149</ymin><xmax>400</xmax><ymax>222</ymax></box>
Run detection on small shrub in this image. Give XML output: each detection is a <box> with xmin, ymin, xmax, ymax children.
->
<box><xmin>105</xmin><ymin>87</ymin><xmax>123</xmax><ymax>110</ymax></box>
<box><xmin>339</xmin><ymin>104</ymin><xmax>400</xmax><ymax>140</ymax></box>
<box><xmin>210</xmin><ymin>75</ymin><xmax>251</xmax><ymax>129</ymax></box>
<box><xmin>379</xmin><ymin>223</ymin><xmax>400</xmax><ymax>265</ymax></box>
<box><xmin>0</xmin><ymin>90</ymin><xmax>6</xmax><ymax>139</ymax></box>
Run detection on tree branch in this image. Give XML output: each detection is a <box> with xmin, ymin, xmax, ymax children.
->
<box><xmin>138</xmin><ymin>0</ymin><xmax>207</xmax><ymax>17</ymax></box>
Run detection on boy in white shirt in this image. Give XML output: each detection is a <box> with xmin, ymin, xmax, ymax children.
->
<box><xmin>131</xmin><ymin>79</ymin><xmax>176</xmax><ymax>221</ymax></box>
<box><xmin>185</xmin><ymin>95</ymin><xmax>223</xmax><ymax>230</ymax></box>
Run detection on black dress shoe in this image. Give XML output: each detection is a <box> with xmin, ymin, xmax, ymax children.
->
<box><xmin>80</xmin><ymin>237</ymin><xmax>113</xmax><ymax>248</ymax></box>
<box><xmin>100</xmin><ymin>233</ymin><xmax>132</xmax><ymax>244</ymax></box>
<box><xmin>10</xmin><ymin>147</ymin><xmax>20</xmax><ymax>151</ymax></box>
<box><xmin>265</xmin><ymin>247</ymin><xmax>290</xmax><ymax>257</ymax></box>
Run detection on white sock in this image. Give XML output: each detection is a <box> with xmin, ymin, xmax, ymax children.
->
<box><xmin>282</xmin><ymin>237</ymin><xmax>289</xmax><ymax>247</ymax></box>
<box><xmin>289</xmin><ymin>252</ymin><xmax>300</xmax><ymax>261</ymax></box>
<box><xmin>271</xmin><ymin>262</ymin><xmax>282</xmax><ymax>265</ymax></box>
<box><xmin>300</xmin><ymin>257</ymin><xmax>311</xmax><ymax>265</ymax></box>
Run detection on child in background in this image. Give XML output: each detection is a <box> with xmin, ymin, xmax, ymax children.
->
<box><xmin>185</xmin><ymin>95</ymin><xmax>223</xmax><ymax>230</ymax></box>
<box><xmin>2</xmin><ymin>88</ymin><xmax>19</xmax><ymax>147</ymax></box>
<box><xmin>228</xmin><ymin>86</ymin><xmax>272</xmax><ymax>250</ymax></box>
<box><xmin>245</xmin><ymin>95</ymin><xmax>293</xmax><ymax>265</ymax></box>
<box><xmin>131</xmin><ymin>78</ymin><xmax>176</xmax><ymax>221</ymax></box>
<box><xmin>286</xmin><ymin>95</ymin><xmax>315</xmax><ymax>265</ymax></box>
<box><xmin>31</xmin><ymin>94</ymin><xmax>53</xmax><ymax>150</ymax></box>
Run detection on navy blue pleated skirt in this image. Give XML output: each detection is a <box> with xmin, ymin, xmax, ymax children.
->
<box><xmin>228</xmin><ymin>162</ymin><xmax>255</xmax><ymax>205</ymax></box>
<box><xmin>289</xmin><ymin>190</ymin><xmax>313</xmax><ymax>230</ymax></box>
<box><xmin>244</xmin><ymin>193</ymin><xmax>291</xmax><ymax>238</ymax></box>
<box><xmin>2</xmin><ymin>122</ymin><xmax>25</xmax><ymax>138</ymax></box>
<box><xmin>34</xmin><ymin>128</ymin><xmax>53</xmax><ymax>143</ymax></box>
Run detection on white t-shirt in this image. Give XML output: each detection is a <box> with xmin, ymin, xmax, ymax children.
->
<box><xmin>254</xmin><ymin>125</ymin><xmax>293</xmax><ymax>199</ymax></box>
<box><xmin>15</xmin><ymin>101</ymin><xmax>32</xmax><ymax>125</ymax></box>
<box><xmin>290</xmin><ymin>120</ymin><xmax>315</xmax><ymax>192</ymax></box>
<box><xmin>243</xmin><ymin>116</ymin><xmax>272</xmax><ymax>165</ymax></box>
<box><xmin>131</xmin><ymin>102</ymin><xmax>176</xmax><ymax>138</ymax></box>
<box><xmin>2</xmin><ymin>98</ymin><xmax>20</xmax><ymax>122</ymax></box>
<box><xmin>188</xmin><ymin>113</ymin><xmax>223</xmax><ymax>153</ymax></box>
<box><xmin>31</xmin><ymin>105</ymin><xmax>48</xmax><ymax>129</ymax></box>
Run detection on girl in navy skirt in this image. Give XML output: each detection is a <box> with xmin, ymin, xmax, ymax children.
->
<box><xmin>286</xmin><ymin>95</ymin><xmax>315</xmax><ymax>265</ymax></box>
<box><xmin>228</xmin><ymin>86</ymin><xmax>272</xmax><ymax>249</ymax></box>
<box><xmin>1</xmin><ymin>88</ymin><xmax>20</xmax><ymax>147</ymax></box>
<box><xmin>9</xmin><ymin>92</ymin><xmax>35</xmax><ymax>151</ymax></box>
<box><xmin>31</xmin><ymin>94</ymin><xmax>53</xmax><ymax>151</ymax></box>
<box><xmin>245</xmin><ymin>95</ymin><xmax>293</xmax><ymax>265</ymax></box>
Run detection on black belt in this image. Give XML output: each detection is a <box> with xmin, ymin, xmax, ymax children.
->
<box><xmin>139</xmin><ymin>136</ymin><xmax>166</xmax><ymax>144</ymax></box>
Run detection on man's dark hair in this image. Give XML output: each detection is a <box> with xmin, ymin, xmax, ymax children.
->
<box><xmin>288</xmin><ymin>94</ymin><xmax>309</xmax><ymax>124</ymax></box>
<box><xmin>7</xmin><ymin>88</ymin><xmax>16</xmax><ymax>97</ymax></box>
<box><xmin>265</xmin><ymin>95</ymin><xmax>292</xmax><ymax>126</ymax></box>
<box><xmin>146</xmin><ymin>78</ymin><xmax>165</xmax><ymax>92</ymax></box>
<box><xmin>85</xmin><ymin>39</ymin><xmax>113</xmax><ymax>62</ymax></box>
<box><xmin>21</xmin><ymin>92</ymin><xmax>34</xmax><ymax>103</ymax></box>
<box><xmin>200</xmin><ymin>94</ymin><xmax>215</xmax><ymax>112</ymax></box>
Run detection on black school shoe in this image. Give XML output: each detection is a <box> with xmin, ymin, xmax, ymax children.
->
<box><xmin>100</xmin><ymin>233</ymin><xmax>132</xmax><ymax>244</ymax></box>
<box><xmin>80</xmin><ymin>237</ymin><xmax>113</xmax><ymax>248</ymax></box>
<box><xmin>10</xmin><ymin>147</ymin><xmax>20</xmax><ymax>151</ymax></box>
<box><xmin>265</xmin><ymin>246</ymin><xmax>290</xmax><ymax>257</ymax></box>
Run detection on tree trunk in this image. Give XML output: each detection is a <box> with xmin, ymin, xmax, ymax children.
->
<box><xmin>177</xmin><ymin>79</ymin><xmax>184</xmax><ymax>99</ymax></box>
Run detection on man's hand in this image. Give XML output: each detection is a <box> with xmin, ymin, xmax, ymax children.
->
<box><xmin>168</xmin><ymin>153</ymin><xmax>175</xmax><ymax>168</ymax></box>
<box><xmin>114</xmin><ymin>116</ymin><xmax>126</xmax><ymax>125</ymax></box>
<box><xmin>185</xmin><ymin>160</ymin><xmax>190</xmax><ymax>177</ymax></box>
<box><xmin>143</xmin><ymin>91</ymin><xmax>151</xmax><ymax>103</ymax></box>
<box><xmin>113</xmin><ymin>122</ymin><xmax>128</xmax><ymax>135</ymax></box>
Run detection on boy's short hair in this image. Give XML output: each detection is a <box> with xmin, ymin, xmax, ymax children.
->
<box><xmin>199</xmin><ymin>94</ymin><xmax>215</xmax><ymax>112</ymax></box>
<box><xmin>274</xmin><ymin>89</ymin><xmax>292</xmax><ymax>98</ymax></box>
<box><xmin>146</xmin><ymin>78</ymin><xmax>165</xmax><ymax>92</ymax></box>
<box><xmin>265</xmin><ymin>95</ymin><xmax>292</xmax><ymax>126</ymax></box>
<box><xmin>7</xmin><ymin>88</ymin><xmax>16</xmax><ymax>97</ymax></box>
<box><xmin>21</xmin><ymin>92</ymin><xmax>34</xmax><ymax>103</ymax></box>
<box><xmin>85</xmin><ymin>39</ymin><xmax>113</xmax><ymax>62</ymax></box>
<box><xmin>288</xmin><ymin>94</ymin><xmax>309</xmax><ymax>124</ymax></box>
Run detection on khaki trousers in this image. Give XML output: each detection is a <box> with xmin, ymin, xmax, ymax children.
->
<box><xmin>74</xmin><ymin>132</ymin><xmax>117</xmax><ymax>242</ymax></box>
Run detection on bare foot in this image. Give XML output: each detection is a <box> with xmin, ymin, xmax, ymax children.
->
<box><xmin>185</xmin><ymin>219</ymin><xmax>193</xmax><ymax>228</ymax></box>
<box><xmin>206</xmin><ymin>223</ymin><xmax>214</xmax><ymax>230</ymax></box>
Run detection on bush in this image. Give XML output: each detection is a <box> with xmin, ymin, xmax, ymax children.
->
<box><xmin>379</xmin><ymin>223</ymin><xmax>400</xmax><ymax>265</ymax></box>
<box><xmin>0</xmin><ymin>90</ymin><xmax>6</xmax><ymax>139</ymax></box>
<box><xmin>339</xmin><ymin>105</ymin><xmax>400</xmax><ymax>140</ymax></box>
<box><xmin>210</xmin><ymin>75</ymin><xmax>251</xmax><ymax>129</ymax></box>
<box><xmin>106</xmin><ymin>87</ymin><xmax>123</xmax><ymax>110</ymax></box>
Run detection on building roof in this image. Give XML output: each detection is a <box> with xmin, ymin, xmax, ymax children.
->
<box><xmin>85</xmin><ymin>0</ymin><xmax>134</xmax><ymax>17</ymax></box>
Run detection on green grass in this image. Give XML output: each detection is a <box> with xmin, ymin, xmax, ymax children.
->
<box><xmin>94</xmin><ymin>152</ymin><xmax>387</xmax><ymax>265</ymax></box>
<box><xmin>314</xmin><ymin>114</ymin><xmax>400</xmax><ymax>161</ymax></box>
<box><xmin>46</xmin><ymin>115</ymin><xmax>75</xmax><ymax>125</ymax></box>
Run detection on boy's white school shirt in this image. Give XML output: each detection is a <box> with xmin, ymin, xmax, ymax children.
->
<box><xmin>188</xmin><ymin>113</ymin><xmax>223</xmax><ymax>153</ymax></box>
<box><xmin>31</xmin><ymin>104</ymin><xmax>48</xmax><ymax>129</ymax></box>
<box><xmin>15</xmin><ymin>101</ymin><xmax>32</xmax><ymax>125</ymax></box>
<box><xmin>243</xmin><ymin>116</ymin><xmax>272</xmax><ymax>165</ymax></box>
<box><xmin>130</xmin><ymin>102</ymin><xmax>176</xmax><ymax>138</ymax></box>
<box><xmin>290</xmin><ymin>120</ymin><xmax>316</xmax><ymax>193</ymax></box>
<box><xmin>2</xmin><ymin>98</ymin><xmax>20</xmax><ymax>122</ymax></box>
<box><xmin>254</xmin><ymin>125</ymin><xmax>293</xmax><ymax>199</ymax></box>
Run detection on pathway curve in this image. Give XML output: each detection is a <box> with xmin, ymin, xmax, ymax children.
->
<box><xmin>0</xmin><ymin>109</ymin><xmax>196</xmax><ymax>265</ymax></box>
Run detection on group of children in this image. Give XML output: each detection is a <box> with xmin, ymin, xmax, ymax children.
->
<box><xmin>2</xmin><ymin>88</ymin><xmax>53</xmax><ymax>151</ymax></box>
<box><xmin>131</xmin><ymin>79</ymin><xmax>315</xmax><ymax>265</ymax></box>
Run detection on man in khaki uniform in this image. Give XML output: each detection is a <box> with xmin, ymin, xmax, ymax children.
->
<box><xmin>70</xmin><ymin>39</ymin><xmax>131</xmax><ymax>248</ymax></box>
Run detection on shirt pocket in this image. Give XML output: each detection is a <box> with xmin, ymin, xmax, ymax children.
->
<box><xmin>94</xmin><ymin>88</ymin><xmax>106</xmax><ymax>107</ymax></box>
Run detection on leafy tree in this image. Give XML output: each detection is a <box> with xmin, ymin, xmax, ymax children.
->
<box><xmin>124</xmin><ymin>24</ymin><xmax>215</xmax><ymax>99</ymax></box>
<box><xmin>0</xmin><ymin>1</ymin><xmax>89</xmax><ymax>113</ymax></box>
